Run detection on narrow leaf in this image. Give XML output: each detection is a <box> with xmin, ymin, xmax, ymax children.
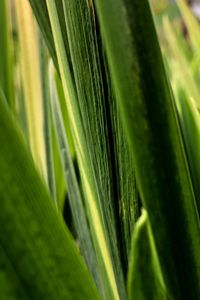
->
<box><xmin>15</xmin><ymin>0</ymin><xmax>47</xmax><ymax>179</ymax></box>
<box><xmin>45</xmin><ymin>1</ymin><xmax>120</xmax><ymax>299</ymax></box>
<box><xmin>49</xmin><ymin>62</ymin><xmax>101</xmax><ymax>289</ymax></box>
<box><xmin>0</xmin><ymin>0</ymin><xmax>14</xmax><ymax>109</ymax></box>
<box><xmin>128</xmin><ymin>210</ymin><xmax>167</xmax><ymax>300</ymax></box>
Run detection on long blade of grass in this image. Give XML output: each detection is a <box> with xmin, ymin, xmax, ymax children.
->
<box><xmin>39</xmin><ymin>41</ymin><xmax>57</xmax><ymax>205</ymax></box>
<box><xmin>28</xmin><ymin>1</ymin><xmax>141</xmax><ymax>298</ymax></box>
<box><xmin>15</xmin><ymin>0</ymin><xmax>47</xmax><ymax>179</ymax></box>
<box><xmin>54</xmin><ymin>73</ymin><xmax>75</xmax><ymax>160</ymax></box>
<box><xmin>28</xmin><ymin>0</ymin><xmax>74</xmax><ymax>77</ymax></box>
<box><xmin>44</xmin><ymin>1</ymin><xmax>120</xmax><ymax>299</ymax></box>
<box><xmin>52</xmin><ymin>74</ymin><xmax>74</xmax><ymax>210</ymax></box>
<box><xmin>176</xmin><ymin>88</ymin><xmax>200</xmax><ymax>215</ymax></box>
<box><xmin>0</xmin><ymin>0</ymin><xmax>14</xmax><ymax>110</ymax></box>
<box><xmin>94</xmin><ymin>0</ymin><xmax>200</xmax><ymax>298</ymax></box>
<box><xmin>0</xmin><ymin>90</ymin><xmax>100</xmax><ymax>300</ymax></box>
<box><xmin>61</xmin><ymin>1</ymin><xmax>128</xmax><ymax>297</ymax></box>
<box><xmin>109</xmin><ymin>76</ymin><xmax>140</xmax><ymax>261</ymax></box>
<box><xmin>162</xmin><ymin>17</ymin><xmax>200</xmax><ymax>214</ymax></box>
<box><xmin>49</xmin><ymin>61</ymin><xmax>101</xmax><ymax>290</ymax></box>
<box><xmin>27</xmin><ymin>0</ymin><xmax>57</xmax><ymax>68</ymax></box>
<box><xmin>127</xmin><ymin>210</ymin><xmax>167</xmax><ymax>300</ymax></box>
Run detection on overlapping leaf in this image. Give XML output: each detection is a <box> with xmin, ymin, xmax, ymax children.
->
<box><xmin>0</xmin><ymin>91</ymin><xmax>100</xmax><ymax>300</ymax></box>
<box><xmin>94</xmin><ymin>0</ymin><xmax>200</xmax><ymax>298</ymax></box>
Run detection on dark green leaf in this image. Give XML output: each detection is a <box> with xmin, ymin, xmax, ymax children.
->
<box><xmin>128</xmin><ymin>210</ymin><xmax>168</xmax><ymax>300</ymax></box>
<box><xmin>94</xmin><ymin>0</ymin><xmax>200</xmax><ymax>298</ymax></box>
<box><xmin>0</xmin><ymin>91</ymin><xmax>100</xmax><ymax>300</ymax></box>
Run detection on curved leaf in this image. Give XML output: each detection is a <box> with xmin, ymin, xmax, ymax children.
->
<box><xmin>128</xmin><ymin>210</ymin><xmax>168</xmax><ymax>300</ymax></box>
<box><xmin>0</xmin><ymin>92</ymin><xmax>100</xmax><ymax>300</ymax></box>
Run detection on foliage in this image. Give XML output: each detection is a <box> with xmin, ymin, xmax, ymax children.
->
<box><xmin>0</xmin><ymin>0</ymin><xmax>200</xmax><ymax>299</ymax></box>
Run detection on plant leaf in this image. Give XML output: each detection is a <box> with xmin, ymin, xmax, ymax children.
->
<box><xmin>128</xmin><ymin>210</ymin><xmax>168</xmax><ymax>300</ymax></box>
<box><xmin>0</xmin><ymin>90</ymin><xmax>100</xmax><ymax>300</ymax></box>
<box><xmin>49</xmin><ymin>61</ymin><xmax>101</xmax><ymax>290</ymax></box>
<box><xmin>27</xmin><ymin>0</ymin><xmax>57</xmax><ymax>68</ymax></box>
<box><xmin>0</xmin><ymin>0</ymin><xmax>14</xmax><ymax>110</ymax></box>
<box><xmin>94</xmin><ymin>0</ymin><xmax>200</xmax><ymax>298</ymax></box>
<box><xmin>15</xmin><ymin>0</ymin><xmax>47</xmax><ymax>179</ymax></box>
<box><xmin>176</xmin><ymin>88</ymin><xmax>200</xmax><ymax>214</ymax></box>
<box><xmin>39</xmin><ymin>39</ymin><xmax>61</xmax><ymax>207</ymax></box>
<box><xmin>45</xmin><ymin>1</ymin><xmax>120</xmax><ymax>298</ymax></box>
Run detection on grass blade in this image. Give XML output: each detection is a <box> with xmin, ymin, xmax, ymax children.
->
<box><xmin>28</xmin><ymin>0</ymin><xmax>57</xmax><ymax>68</ymax></box>
<box><xmin>128</xmin><ymin>210</ymin><xmax>167</xmax><ymax>300</ymax></box>
<box><xmin>39</xmin><ymin>42</ymin><xmax>58</xmax><ymax>205</ymax></box>
<box><xmin>176</xmin><ymin>88</ymin><xmax>200</xmax><ymax>215</ymax></box>
<box><xmin>15</xmin><ymin>0</ymin><xmax>47</xmax><ymax>179</ymax></box>
<box><xmin>162</xmin><ymin>16</ymin><xmax>200</xmax><ymax>215</ymax></box>
<box><xmin>61</xmin><ymin>1</ymin><xmax>129</xmax><ymax>297</ymax></box>
<box><xmin>45</xmin><ymin>1</ymin><xmax>120</xmax><ymax>298</ymax></box>
<box><xmin>94</xmin><ymin>0</ymin><xmax>200</xmax><ymax>298</ymax></box>
<box><xmin>49</xmin><ymin>61</ymin><xmax>101</xmax><ymax>289</ymax></box>
<box><xmin>0</xmin><ymin>0</ymin><xmax>14</xmax><ymax>110</ymax></box>
<box><xmin>0</xmin><ymin>90</ymin><xmax>100</xmax><ymax>300</ymax></box>
<box><xmin>109</xmin><ymin>79</ymin><xmax>140</xmax><ymax>262</ymax></box>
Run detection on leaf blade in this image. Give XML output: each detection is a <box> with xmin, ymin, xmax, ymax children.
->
<box><xmin>0</xmin><ymin>90</ymin><xmax>100</xmax><ymax>300</ymax></box>
<box><xmin>94</xmin><ymin>0</ymin><xmax>200</xmax><ymax>298</ymax></box>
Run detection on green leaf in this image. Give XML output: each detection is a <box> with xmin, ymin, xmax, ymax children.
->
<box><xmin>28</xmin><ymin>0</ymin><xmax>57</xmax><ymax>68</ymax></box>
<box><xmin>0</xmin><ymin>90</ymin><xmax>100</xmax><ymax>300</ymax></box>
<box><xmin>28</xmin><ymin>0</ymin><xmax>74</xmax><ymax>77</ymax></box>
<box><xmin>61</xmin><ymin>1</ymin><xmax>129</xmax><ymax>297</ymax></box>
<box><xmin>39</xmin><ymin>42</ymin><xmax>57</xmax><ymax>205</ymax></box>
<box><xmin>128</xmin><ymin>210</ymin><xmax>167</xmax><ymax>300</ymax></box>
<box><xmin>0</xmin><ymin>0</ymin><xmax>14</xmax><ymax>110</ymax></box>
<box><xmin>108</xmin><ymin>72</ymin><xmax>140</xmax><ymax>262</ymax></box>
<box><xmin>15</xmin><ymin>0</ymin><xmax>47</xmax><ymax>179</ymax></box>
<box><xmin>44</xmin><ymin>1</ymin><xmax>121</xmax><ymax>298</ymax></box>
<box><xmin>49</xmin><ymin>62</ymin><xmax>101</xmax><ymax>289</ymax></box>
<box><xmin>28</xmin><ymin>1</ymin><xmax>142</xmax><ymax>298</ymax></box>
<box><xmin>176</xmin><ymin>88</ymin><xmax>200</xmax><ymax>214</ymax></box>
<box><xmin>55</xmin><ymin>72</ymin><xmax>75</xmax><ymax>160</ymax></box>
<box><xmin>161</xmin><ymin>16</ymin><xmax>200</xmax><ymax>214</ymax></box>
<box><xmin>94</xmin><ymin>0</ymin><xmax>200</xmax><ymax>298</ymax></box>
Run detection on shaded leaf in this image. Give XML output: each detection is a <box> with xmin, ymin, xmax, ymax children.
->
<box><xmin>0</xmin><ymin>90</ymin><xmax>100</xmax><ymax>300</ymax></box>
<box><xmin>94</xmin><ymin>0</ymin><xmax>200</xmax><ymax>298</ymax></box>
<box><xmin>128</xmin><ymin>210</ymin><xmax>167</xmax><ymax>300</ymax></box>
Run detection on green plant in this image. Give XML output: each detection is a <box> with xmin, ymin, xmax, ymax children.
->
<box><xmin>0</xmin><ymin>0</ymin><xmax>199</xmax><ymax>299</ymax></box>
